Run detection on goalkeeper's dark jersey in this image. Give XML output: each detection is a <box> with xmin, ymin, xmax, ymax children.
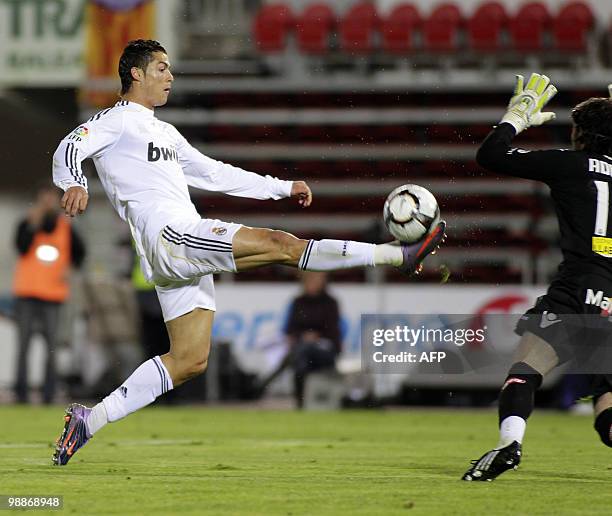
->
<box><xmin>476</xmin><ymin>122</ymin><xmax>612</xmax><ymax>281</ymax></box>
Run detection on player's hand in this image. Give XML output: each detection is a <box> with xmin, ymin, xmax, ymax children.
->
<box><xmin>291</xmin><ymin>181</ymin><xmax>312</xmax><ymax>208</ymax></box>
<box><xmin>500</xmin><ymin>73</ymin><xmax>557</xmax><ymax>134</ymax></box>
<box><xmin>61</xmin><ymin>186</ymin><xmax>89</xmax><ymax>217</ymax></box>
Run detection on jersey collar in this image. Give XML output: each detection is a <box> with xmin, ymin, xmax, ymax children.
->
<box><xmin>116</xmin><ymin>100</ymin><xmax>155</xmax><ymax>116</ymax></box>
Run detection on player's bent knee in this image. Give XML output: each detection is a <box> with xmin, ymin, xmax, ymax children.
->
<box><xmin>167</xmin><ymin>345</ymin><xmax>211</xmax><ymax>383</ymax></box>
<box><xmin>594</xmin><ymin>407</ymin><xmax>612</xmax><ymax>448</ymax></box>
<box><xmin>174</xmin><ymin>356</ymin><xmax>208</xmax><ymax>383</ymax></box>
<box><xmin>184</xmin><ymin>359</ymin><xmax>208</xmax><ymax>380</ymax></box>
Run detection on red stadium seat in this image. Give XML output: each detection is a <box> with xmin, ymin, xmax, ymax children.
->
<box><xmin>509</xmin><ymin>2</ymin><xmax>551</xmax><ymax>52</ymax></box>
<box><xmin>295</xmin><ymin>3</ymin><xmax>336</xmax><ymax>54</ymax></box>
<box><xmin>339</xmin><ymin>1</ymin><xmax>379</xmax><ymax>54</ymax></box>
<box><xmin>380</xmin><ymin>3</ymin><xmax>421</xmax><ymax>54</ymax></box>
<box><xmin>552</xmin><ymin>1</ymin><xmax>593</xmax><ymax>52</ymax></box>
<box><xmin>423</xmin><ymin>3</ymin><xmax>463</xmax><ymax>52</ymax></box>
<box><xmin>253</xmin><ymin>4</ymin><xmax>294</xmax><ymax>53</ymax></box>
<box><xmin>467</xmin><ymin>1</ymin><xmax>508</xmax><ymax>52</ymax></box>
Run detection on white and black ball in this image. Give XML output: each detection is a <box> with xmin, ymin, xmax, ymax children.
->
<box><xmin>383</xmin><ymin>184</ymin><xmax>440</xmax><ymax>243</ymax></box>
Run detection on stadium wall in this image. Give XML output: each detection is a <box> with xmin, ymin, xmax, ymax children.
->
<box><xmin>0</xmin><ymin>283</ymin><xmax>546</xmax><ymax>391</ymax></box>
<box><xmin>213</xmin><ymin>283</ymin><xmax>545</xmax><ymax>357</ymax></box>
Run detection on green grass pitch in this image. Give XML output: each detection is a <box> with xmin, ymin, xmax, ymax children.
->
<box><xmin>1</xmin><ymin>406</ymin><xmax>611</xmax><ymax>515</ymax></box>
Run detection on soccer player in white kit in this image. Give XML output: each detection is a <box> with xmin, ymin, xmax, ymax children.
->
<box><xmin>51</xmin><ymin>40</ymin><xmax>446</xmax><ymax>465</ymax></box>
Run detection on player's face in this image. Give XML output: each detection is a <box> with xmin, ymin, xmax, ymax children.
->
<box><xmin>142</xmin><ymin>52</ymin><xmax>173</xmax><ymax>107</ymax></box>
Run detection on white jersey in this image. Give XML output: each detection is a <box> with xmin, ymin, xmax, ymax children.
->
<box><xmin>52</xmin><ymin>100</ymin><xmax>293</xmax><ymax>280</ymax></box>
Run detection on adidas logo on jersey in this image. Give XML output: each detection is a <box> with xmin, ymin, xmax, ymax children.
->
<box><xmin>148</xmin><ymin>142</ymin><xmax>179</xmax><ymax>163</ymax></box>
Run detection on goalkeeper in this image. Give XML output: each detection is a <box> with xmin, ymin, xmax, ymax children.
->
<box><xmin>462</xmin><ymin>73</ymin><xmax>612</xmax><ymax>481</ymax></box>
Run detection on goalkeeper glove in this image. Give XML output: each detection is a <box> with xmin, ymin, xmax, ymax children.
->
<box><xmin>500</xmin><ymin>72</ymin><xmax>557</xmax><ymax>134</ymax></box>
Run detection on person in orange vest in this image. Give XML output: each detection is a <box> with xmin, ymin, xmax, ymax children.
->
<box><xmin>13</xmin><ymin>185</ymin><xmax>86</xmax><ymax>404</ymax></box>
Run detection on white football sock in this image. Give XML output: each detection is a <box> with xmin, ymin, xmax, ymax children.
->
<box><xmin>497</xmin><ymin>416</ymin><xmax>526</xmax><ymax>449</ymax></box>
<box><xmin>298</xmin><ymin>239</ymin><xmax>375</xmax><ymax>271</ymax></box>
<box><xmin>374</xmin><ymin>243</ymin><xmax>403</xmax><ymax>266</ymax></box>
<box><xmin>86</xmin><ymin>402</ymin><xmax>108</xmax><ymax>437</ymax></box>
<box><xmin>101</xmin><ymin>356</ymin><xmax>173</xmax><ymax>424</ymax></box>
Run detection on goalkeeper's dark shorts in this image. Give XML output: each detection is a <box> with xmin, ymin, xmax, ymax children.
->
<box><xmin>515</xmin><ymin>275</ymin><xmax>612</xmax><ymax>372</ymax></box>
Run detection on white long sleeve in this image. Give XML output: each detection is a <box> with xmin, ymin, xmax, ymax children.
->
<box><xmin>52</xmin><ymin>107</ymin><xmax>125</xmax><ymax>192</ymax></box>
<box><xmin>50</xmin><ymin>100</ymin><xmax>295</xmax><ymax>281</ymax></box>
<box><xmin>171</xmin><ymin>127</ymin><xmax>293</xmax><ymax>200</ymax></box>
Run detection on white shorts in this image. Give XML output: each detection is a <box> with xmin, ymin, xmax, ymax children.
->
<box><xmin>151</xmin><ymin>218</ymin><xmax>242</xmax><ymax>322</ymax></box>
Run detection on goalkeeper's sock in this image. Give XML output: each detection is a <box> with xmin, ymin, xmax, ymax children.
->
<box><xmin>497</xmin><ymin>416</ymin><xmax>526</xmax><ymax>449</ymax></box>
<box><xmin>98</xmin><ymin>356</ymin><xmax>173</xmax><ymax>426</ymax></box>
<box><xmin>496</xmin><ymin>362</ymin><xmax>542</xmax><ymax>448</ymax></box>
<box><xmin>298</xmin><ymin>239</ymin><xmax>375</xmax><ymax>270</ymax></box>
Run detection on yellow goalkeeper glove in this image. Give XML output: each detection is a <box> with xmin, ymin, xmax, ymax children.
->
<box><xmin>500</xmin><ymin>72</ymin><xmax>557</xmax><ymax>134</ymax></box>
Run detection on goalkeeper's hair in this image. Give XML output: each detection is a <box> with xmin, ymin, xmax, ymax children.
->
<box><xmin>571</xmin><ymin>97</ymin><xmax>612</xmax><ymax>155</ymax></box>
<box><xmin>119</xmin><ymin>39</ymin><xmax>167</xmax><ymax>95</ymax></box>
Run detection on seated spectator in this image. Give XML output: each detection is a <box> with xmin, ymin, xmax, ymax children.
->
<box><xmin>257</xmin><ymin>271</ymin><xmax>341</xmax><ymax>408</ymax></box>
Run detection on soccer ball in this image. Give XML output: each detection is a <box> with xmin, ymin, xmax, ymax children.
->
<box><xmin>383</xmin><ymin>184</ymin><xmax>440</xmax><ymax>243</ymax></box>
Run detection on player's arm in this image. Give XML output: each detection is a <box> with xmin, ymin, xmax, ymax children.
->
<box><xmin>174</xmin><ymin>128</ymin><xmax>312</xmax><ymax>207</ymax></box>
<box><xmin>52</xmin><ymin>113</ymin><xmax>124</xmax><ymax>216</ymax></box>
<box><xmin>476</xmin><ymin>73</ymin><xmax>573</xmax><ymax>182</ymax></box>
<box><xmin>476</xmin><ymin>124</ymin><xmax>582</xmax><ymax>182</ymax></box>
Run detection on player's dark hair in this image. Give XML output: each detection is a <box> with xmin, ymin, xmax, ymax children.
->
<box><xmin>571</xmin><ymin>97</ymin><xmax>612</xmax><ymax>155</ymax></box>
<box><xmin>118</xmin><ymin>39</ymin><xmax>166</xmax><ymax>95</ymax></box>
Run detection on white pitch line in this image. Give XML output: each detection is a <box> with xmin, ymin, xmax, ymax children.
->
<box><xmin>113</xmin><ymin>439</ymin><xmax>200</xmax><ymax>446</ymax></box>
<box><xmin>0</xmin><ymin>438</ymin><xmax>345</xmax><ymax>449</ymax></box>
<box><xmin>0</xmin><ymin>443</ymin><xmax>47</xmax><ymax>449</ymax></box>
<box><xmin>0</xmin><ymin>439</ymin><xmax>200</xmax><ymax>449</ymax></box>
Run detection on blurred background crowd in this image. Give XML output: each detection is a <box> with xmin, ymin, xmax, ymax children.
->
<box><xmin>0</xmin><ymin>0</ymin><xmax>604</xmax><ymax>411</ymax></box>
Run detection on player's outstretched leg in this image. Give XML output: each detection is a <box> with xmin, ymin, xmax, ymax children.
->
<box><xmin>52</xmin><ymin>403</ymin><xmax>92</xmax><ymax>466</ymax></box>
<box><xmin>232</xmin><ymin>221</ymin><xmax>446</xmax><ymax>276</ymax></box>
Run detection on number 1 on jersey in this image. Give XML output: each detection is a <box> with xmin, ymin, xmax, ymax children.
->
<box><xmin>594</xmin><ymin>180</ymin><xmax>609</xmax><ymax>236</ymax></box>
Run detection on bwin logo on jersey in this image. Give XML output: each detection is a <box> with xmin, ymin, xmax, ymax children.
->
<box><xmin>148</xmin><ymin>142</ymin><xmax>179</xmax><ymax>163</ymax></box>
